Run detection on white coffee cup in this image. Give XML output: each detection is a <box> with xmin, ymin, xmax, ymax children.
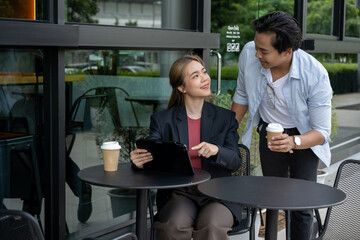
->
<box><xmin>266</xmin><ymin>123</ymin><xmax>284</xmax><ymax>144</ymax></box>
<box><xmin>101</xmin><ymin>141</ymin><xmax>121</xmax><ymax>171</ymax></box>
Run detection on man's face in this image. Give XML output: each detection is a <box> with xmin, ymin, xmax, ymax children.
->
<box><xmin>254</xmin><ymin>32</ymin><xmax>291</xmax><ymax>69</ymax></box>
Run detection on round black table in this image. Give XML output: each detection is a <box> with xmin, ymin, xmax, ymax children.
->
<box><xmin>198</xmin><ymin>176</ymin><xmax>346</xmax><ymax>240</ymax></box>
<box><xmin>78</xmin><ymin>163</ymin><xmax>210</xmax><ymax>240</ymax></box>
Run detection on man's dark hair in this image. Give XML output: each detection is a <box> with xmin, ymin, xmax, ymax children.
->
<box><xmin>252</xmin><ymin>11</ymin><xmax>302</xmax><ymax>53</ymax></box>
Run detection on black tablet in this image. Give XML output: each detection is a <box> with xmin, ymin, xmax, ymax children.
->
<box><xmin>135</xmin><ymin>138</ymin><xmax>194</xmax><ymax>176</ymax></box>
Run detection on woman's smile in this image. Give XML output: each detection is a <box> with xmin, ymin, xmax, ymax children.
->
<box><xmin>201</xmin><ymin>84</ymin><xmax>210</xmax><ymax>90</ymax></box>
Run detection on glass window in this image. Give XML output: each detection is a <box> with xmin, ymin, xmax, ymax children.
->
<box><xmin>345</xmin><ymin>0</ymin><xmax>360</xmax><ymax>38</ymax></box>
<box><xmin>0</xmin><ymin>49</ymin><xmax>44</xmax><ymax>228</ymax></box>
<box><xmin>64</xmin><ymin>49</ymin><xmax>191</xmax><ymax>236</ymax></box>
<box><xmin>66</xmin><ymin>0</ymin><xmax>198</xmax><ymax>30</ymax></box>
<box><xmin>210</xmin><ymin>0</ymin><xmax>295</xmax><ymax>95</ymax></box>
<box><xmin>0</xmin><ymin>0</ymin><xmax>44</xmax><ymax>20</ymax></box>
<box><xmin>306</xmin><ymin>0</ymin><xmax>333</xmax><ymax>35</ymax></box>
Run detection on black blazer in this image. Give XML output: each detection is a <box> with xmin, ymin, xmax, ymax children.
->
<box><xmin>147</xmin><ymin>101</ymin><xmax>243</xmax><ymax>227</ymax></box>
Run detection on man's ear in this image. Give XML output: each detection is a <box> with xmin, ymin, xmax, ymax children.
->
<box><xmin>284</xmin><ymin>48</ymin><xmax>293</xmax><ymax>57</ymax></box>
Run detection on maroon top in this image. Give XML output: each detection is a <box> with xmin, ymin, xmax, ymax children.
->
<box><xmin>187</xmin><ymin>116</ymin><xmax>202</xmax><ymax>169</ymax></box>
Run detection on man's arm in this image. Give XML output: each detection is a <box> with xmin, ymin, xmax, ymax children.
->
<box><xmin>269</xmin><ymin>130</ymin><xmax>325</xmax><ymax>153</ymax></box>
<box><xmin>270</xmin><ymin>72</ymin><xmax>332</xmax><ymax>153</ymax></box>
<box><xmin>231</xmin><ymin>102</ymin><xmax>248</xmax><ymax>124</ymax></box>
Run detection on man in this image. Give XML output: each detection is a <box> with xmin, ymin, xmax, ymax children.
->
<box><xmin>231</xmin><ymin>11</ymin><xmax>332</xmax><ymax>240</ymax></box>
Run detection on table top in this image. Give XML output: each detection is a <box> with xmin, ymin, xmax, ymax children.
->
<box><xmin>78</xmin><ymin>163</ymin><xmax>211</xmax><ymax>190</ymax></box>
<box><xmin>198</xmin><ymin>176</ymin><xmax>346</xmax><ymax>210</ymax></box>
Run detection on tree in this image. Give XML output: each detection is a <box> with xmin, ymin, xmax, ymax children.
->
<box><xmin>211</xmin><ymin>0</ymin><xmax>294</xmax><ymax>64</ymax></box>
<box><xmin>67</xmin><ymin>0</ymin><xmax>99</xmax><ymax>23</ymax></box>
<box><xmin>306</xmin><ymin>0</ymin><xmax>332</xmax><ymax>35</ymax></box>
<box><xmin>345</xmin><ymin>0</ymin><xmax>360</xmax><ymax>38</ymax></box>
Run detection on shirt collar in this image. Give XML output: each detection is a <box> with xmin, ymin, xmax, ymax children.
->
<box><xmin>289</xmin><ymin>50</ymin><xmax>300</xmax><ymax>80</ymax></box>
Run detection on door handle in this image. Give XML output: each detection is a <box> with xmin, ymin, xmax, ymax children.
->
<box><xmin>210</xmin><ymin>50</ymin><xmax>221</xmax><ymax>95</ymax></box>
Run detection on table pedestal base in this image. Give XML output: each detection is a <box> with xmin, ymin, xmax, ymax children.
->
<box><xmin>136</xmin><ymin>189</ymin><xmax>148</xmax><ymax>240</ymax></box>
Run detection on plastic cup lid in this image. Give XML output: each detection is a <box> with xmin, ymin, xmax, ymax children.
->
<box><xmin>101</xmin><ymin>141</ymin><xmax>121</xmax><ymax>150</ymax></box>
<box><xmin>266</xmin><ymin>123</ymin><xmax>284</xmax><ymax>133</ymax></box>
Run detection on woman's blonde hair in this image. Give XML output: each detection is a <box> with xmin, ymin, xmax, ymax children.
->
<box><xmin>167</xmin><ymin>55</ymin><xmax>205</xmax><ymax>109</ymax></box>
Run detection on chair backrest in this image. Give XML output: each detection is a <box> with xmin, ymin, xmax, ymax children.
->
<box><xmin>0</xmin><ymin>117</ymin><xmax>29</xmax><ymax>133</ymax></box>
<box><xmin>68</xmin><ymin>88</ymin><xmax>108</xmax><ymax>131</ymax></box>
<box><xmin>68</xmin><ymin>87</ymin><xmax>139</xmax><ymax>132</ymax></box>
<box><xmin>0</xmin><ymin>209</ymin><xmax>44</xmax><ymax>240</ymax></box>
<box><xmin>228</xmin><ymin>144</ymin><xmax>252</xmax><ymax>236</ymax></box>
<box><xmin>318</xmin><ymin>159</ymin><xmax>360</xmax><ymax>239</ymax></box>
<box><xmin>233</xmin><ymin>144</ymin><xmax>250</xmax><ymax>177</ymax></box>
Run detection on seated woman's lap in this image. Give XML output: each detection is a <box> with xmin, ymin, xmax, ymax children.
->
<box><xmin>196</xmin><ymin>202</ymin><xmax>233</xmax><ymax>230</ymax></box>
<box><xmin>157</xmin><ymin>192</ymin><xmax>198</xmax><ymax>228</ymax></box>
<box><xmin>155</xmin><ymin>191</ymin><xmax>233</xmax><ymax>240</ymax></box>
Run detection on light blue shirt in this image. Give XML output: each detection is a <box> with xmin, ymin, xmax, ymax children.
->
<box><xmin>233</xmin><ymin>41</ymin><xmax>333</xmax><ymax>167</ymax></box>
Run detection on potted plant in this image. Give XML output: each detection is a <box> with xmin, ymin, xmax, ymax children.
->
<box><xmin>317</xmin><ymin>169</ymin><xmax>329</xmax><ymax>184</ymax></box>
<box><xmin>107</xmin><ymin>189</ymin><xmax>156</xmax><ymax>219</ymax></box>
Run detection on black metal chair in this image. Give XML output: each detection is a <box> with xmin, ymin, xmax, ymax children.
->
<box><xmin>313</xmin><ymin>159</ymin><xmax>360</xmax><ymax>239</ymax></box>
<box><xmin>67</xmin><ymin>87</ymin><xmax>141</xmax><ymax>156</ymax></box>
<box><xmin>67</xmin><ymin>87</ymin><xmax>139</xmax><ymax>132</ymax></box>
<box><xmin>0</xmin><ymin>209</ymin><xmax>44</xmax><ymax>240</ymax></box>
<box><xmin>228</xmin><ymin>144</ymin><xmax>259</xmax><ymax>239</ymax></box>
<box><xmin>0</xmin><ymin>131</ymin><xmax>43</xmax><ymax>230</ymax></box>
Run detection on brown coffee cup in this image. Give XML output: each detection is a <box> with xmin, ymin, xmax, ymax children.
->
<box><xmin>101</xmin><ymin>141</ymin><xmax>121</xmax><ymax>171</ymax></box>
<box><xmin>266</xmin><ymin>123</ymin><xmax>284</xmax><ymax>145</ymax></box>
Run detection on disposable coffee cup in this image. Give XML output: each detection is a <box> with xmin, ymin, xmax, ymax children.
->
<box><xmin>101</xmin><ymin>141</ymin><xmax>121</xmax><ymax>171</ymax></box>
<box><xmin>266</xmin><ymin>123</ymin><xmax>284</xmax><ymax>144</ymax></box>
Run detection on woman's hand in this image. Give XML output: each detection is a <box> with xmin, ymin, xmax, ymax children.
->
<box><xmin>191</xmin><ymin>142</ymin><xmax>219</xmax><ymax>158</ymax></box>
<box><xmin>130</xmin><ymin>145</ymin><xmax>153</xmax><ymax>168</ymax></box>
<box><xmin>268</xmin><ymin>133</ymin><xmax>295</xmax><ymax>153</ymax></box>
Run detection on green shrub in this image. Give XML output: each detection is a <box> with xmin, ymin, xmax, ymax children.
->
<box><xmin>324</xmin><ymin>64</ymin><xmax>358</xmax><ymax>94</ymax></box>
<box><xmin>211</xmin><ymin>63</ymin><xmax>358</xmax><ymax>94</ymax></box>
<box><xmin>210</xmin><ymin>65</ymin><xmax>238</xmax><ymax>80</ymax></box>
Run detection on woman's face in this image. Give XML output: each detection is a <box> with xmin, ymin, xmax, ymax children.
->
<box><xmin>177</xmin><ymin>60</ymin><xmax>211</xmax><ymax>99</ymax></box>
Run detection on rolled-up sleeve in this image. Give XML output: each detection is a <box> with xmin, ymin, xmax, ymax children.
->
<box><xmin>308</xmin><ymin>74</ymin><xmax>333</xmax><ymax>144</ymax></box>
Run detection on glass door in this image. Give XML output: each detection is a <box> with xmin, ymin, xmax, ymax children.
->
<box><xmin>63</xmin><ymin>1</ymin><xmax>218</xmax><ymax>238</ymax></box>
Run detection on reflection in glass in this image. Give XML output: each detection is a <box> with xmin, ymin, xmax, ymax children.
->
<box><xmin>66</xmin><ymin>0</ymin><xmax>197</xmax><ymax>30</ymax></box>
<box><xmin>64</xmin><ymin>49</ymin><xmax>189</xmax><ymax>235</ymax></box>
<box><xmin>306</xmin><ymin>0</ymin><xmax>332</xmax><ymax>35</ymax></box>
<box><xmin>345</xmin><ymin>0</ymin><xmax>360</xmax><ymax>38</ymax></box>
<box><xmin>0</xmin><ymin>0</ymin><xmax>44</xmax><ymax>20</ymax></box>
<box><xmin>0</xmin><ymin>49</ymin><xmax>44</xmax><ymax>229</ymax></box>
<box><xmin>210</xmin><ymin>0</ymin><xmax>295</xmax><ymax>93</ymax></box>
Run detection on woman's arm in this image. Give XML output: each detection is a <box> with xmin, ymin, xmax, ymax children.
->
<box><xmin>214</xmin><ymin>113</ymin><xmax>242</xmax><ymax>172</ymax></box>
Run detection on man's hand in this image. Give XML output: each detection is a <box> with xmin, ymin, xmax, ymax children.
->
<box><xmin>268</xmin><ymin>134</ymin><xmax>295</xmax><ymax>153</ymax></box>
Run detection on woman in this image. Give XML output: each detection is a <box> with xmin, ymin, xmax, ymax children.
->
<box><xmin>130</xmin><ymin>55</ymin><xmax>242</xmax><ymax>240</ymax></box>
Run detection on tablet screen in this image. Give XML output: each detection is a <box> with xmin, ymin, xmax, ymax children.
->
<box><xmin>135</xmin><ymin>138</ymin><xmax>194</xmax><ymax>176</ymax></box>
